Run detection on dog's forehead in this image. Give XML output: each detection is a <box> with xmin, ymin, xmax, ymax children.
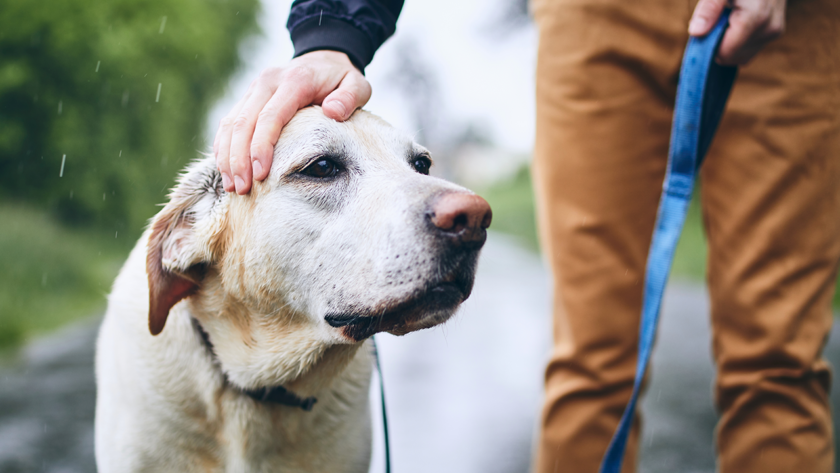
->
<box><xmin>270</xmin><ymin>107</ymin><xmax>422</xmax><ymax>175</ymax></box>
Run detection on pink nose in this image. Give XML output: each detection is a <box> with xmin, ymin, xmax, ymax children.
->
<box><xmin>430</xmin><ymin>193</ymin><xmax>492</xmax><ymax>247</ymax></box>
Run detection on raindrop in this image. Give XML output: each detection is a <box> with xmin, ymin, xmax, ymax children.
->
<box><xmin>122</xmin><ymin>90</ymin><xmax>130</xmax><ymax>107</ymax></box>
<box><xmin>159</xmin><ymin>16</ymin><xmax>167</xmax><ymax>34</ymax></box>
<box><xmin>57</xmin><ymin>100</ymin><xmax>62</xmax><ymax>115</ymax></box>
<box><xmin>156</xmin><ymin>83</ymin><xmax>162</xmax><ymax>102</ymax></box>
<box><xmin>59</xmin><ymin>154</ymin><xmax>66</xmax><ymax>177</ymax></box>
<box><xmin>95</xmin><ymin>60</ymin><xmax>100</xmax><ymax>72</ymax></box>
<box><xmin>119</xmin><ymin>150</ymin><xmax>122</xmax><ymax>157</ymax></box>
<box><xmin>103</xmin><ymin>193</ymin><xmax>106</xmax><ymax>201</ymax></box>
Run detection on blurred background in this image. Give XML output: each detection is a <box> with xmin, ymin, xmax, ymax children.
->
<box><xmin>1</xmin><ymin>1</ymin><xmax>838</xmax><ymax>472</ymax></box>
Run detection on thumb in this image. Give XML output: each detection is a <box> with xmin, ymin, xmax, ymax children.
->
<box><xmin>322</xmin><ymin>71</ymin><xmax>372</xmax><ymax>121</ymax></box>
<box><xmin>689</xmin><ymin>0</ymin><xmax>727</xmax><ymax>37</ymax></box>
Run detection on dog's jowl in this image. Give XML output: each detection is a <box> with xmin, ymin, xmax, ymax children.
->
<box><xmin>94</xmin><ymin>107</ymin><xmax>491</xmax><ymax>472</ymax></box>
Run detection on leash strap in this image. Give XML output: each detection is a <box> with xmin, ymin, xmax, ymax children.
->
<box><xmin>599</xmin><ymin>12</ymin><xmax>737</xmax><ymax>473</ymax></box>
<box><xmin>372</xmin><ymin>337</ymin><xmax>392</xmax><ymax>473</ymax></box>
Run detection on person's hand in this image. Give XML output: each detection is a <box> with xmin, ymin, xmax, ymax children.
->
<box><xmin>688</xmin><ymin>0</ymin><xmax>786</xmax><ymax>65</ymax></box>
<box><xmin>214</xmin><ymin>50</ymin><xmax>371</xmax><ymax>194</ymax></box>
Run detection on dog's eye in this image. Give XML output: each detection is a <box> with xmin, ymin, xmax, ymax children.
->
<box><xmin>412</xmin><ymin>156</ymin><xmax>431</xmax><ymax>175</ymax></box>
<box><xmin>302</xmin><ymin>158</ymin><xmax>340</xmax><ymax>178</ymax></box>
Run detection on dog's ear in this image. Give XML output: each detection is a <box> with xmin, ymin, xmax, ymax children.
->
<box><xmin>147</xmin><ymin>158</ymin><xmax>227</xmax><ymax>335</ymax></box>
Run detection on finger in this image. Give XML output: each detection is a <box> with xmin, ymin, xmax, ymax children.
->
<box><xmin>215</xmin><ymin>94</ymin><xmax>250</xmax><ymax>192</ymax></box>
<box><xmin>688</xmin><ymin>0</ymin><xmax>728</xmax><ymax>36</ymax></box>
<box><xmin>321</xmin><ymin>71</ymin><xmax>372</xmax><ymax>121</ymax></box>
<box><xmin>214</xmin><ymin>80</ymin><xmax>255</xmax><ymax>162</ymax></box>
<box><xmin>716</xmin><ymin>19</ymin><xmax>760</xmax><ymax>65</ymax></box>
<box><xmin>249</xmin><ymin>67</ymin><xmax>322</xmax><ymax>181</ymax></box>
<box><xmin>250</xmin><ymin>91</ymin><xmax>309</xmax><ymax>181</ymax></box>
<box><xmin>716</xmin><ymin>6</ymin><xmax>784</xmax><ymax>65</ymax></box>
<box><xmin>216</xmin><ymin>118</ymin><xmax>233</xmax><ymax>191</ymax></box>
<box><xmin>229</xmin><ymin>77</ymin><xmax>278</xmax><ymax>194</ymax></box>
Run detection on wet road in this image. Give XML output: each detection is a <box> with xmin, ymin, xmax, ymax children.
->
<box><xmin>0</xmin><ymin>319</ymin><xmax>98</xmax><ymax>473</ymax></box>
<box><xmin>1</xmin><ymin>234</ymin><xmax>839</xmax><ymax>472</ymax></box>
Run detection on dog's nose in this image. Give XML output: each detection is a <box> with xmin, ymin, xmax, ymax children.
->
<box><xmin>430</xmin><ymin>193</ymin><xmax>492</xmax><ymax>248</ymax></box>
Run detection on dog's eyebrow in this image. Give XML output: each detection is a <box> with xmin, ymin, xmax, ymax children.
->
<box><xmin>408</xmin><ymin>149</ymin><xmax>433</xmax><ymax>164</ymax></box>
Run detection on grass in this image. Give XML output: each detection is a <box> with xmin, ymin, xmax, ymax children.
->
<box><xmin>478</xmin><ymin>164</ymin><xmax>840</xmax><ymax>307</ymax></box>
<box><xmin>0</xmin><ymin>204</ymin><xmax>132</xmax><ymax>349</ymax></box>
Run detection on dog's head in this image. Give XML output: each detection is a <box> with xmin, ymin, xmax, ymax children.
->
<box><xmin>145</xmin><ymin>107</ymin><xmax>490</xmax><ymax>385</ymax></box>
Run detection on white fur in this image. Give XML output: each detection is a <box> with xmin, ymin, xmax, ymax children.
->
<box><xmin>95</xmin><ymin>108</ymin><xmax>481</xmax><ymax>471</ymax></box>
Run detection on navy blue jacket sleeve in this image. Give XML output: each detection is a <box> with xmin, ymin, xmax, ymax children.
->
<box><xmin>287</xmin><ymin>0</ymin><xmax>404</xmax><ymax>72</ymax></box>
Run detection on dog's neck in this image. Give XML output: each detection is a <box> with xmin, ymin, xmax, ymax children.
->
<box><xmin>191</xmin><ymin>318</ymin><xmax>319</xmax><ymax>410</ymax></box>
<box><xmin>186</xmin><ymin>277</ymin><xmax>365</xmax><ymax>408</ymax></box>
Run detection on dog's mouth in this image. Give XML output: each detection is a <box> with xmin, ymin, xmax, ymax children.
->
<box><xmin>324</xmin><ymin>271</ymin><xmax>473</xmax><ymax>341</ymax></box>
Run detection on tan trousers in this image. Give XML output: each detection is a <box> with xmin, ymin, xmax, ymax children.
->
<box><xmin>531</xmin><ymin>0</ymin><xmax>840</xmax><ymax>472</ymax></box>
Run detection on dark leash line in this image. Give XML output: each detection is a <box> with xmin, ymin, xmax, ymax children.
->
<box><xmin>599</xmin><ymin>10</ymin><xmax>738</xmax><ymax>473</ymax></box>
<box><xmin>372</xmin><ymin>336</ymin><xmax>392</xmax><ymax>473</ymax></box>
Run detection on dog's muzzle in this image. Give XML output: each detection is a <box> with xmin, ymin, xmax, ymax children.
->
<box><xmin>325</xmin><ymin>191</ymin><xmax>491</xmax><ymax>341</ymax></box>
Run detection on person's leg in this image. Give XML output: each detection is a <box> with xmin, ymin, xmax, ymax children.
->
<box><xmin>701</xmin><ymin>1</ymin><xmax>840</xmax><ymax>471</ymax></box>
<box><xmin>531</xmin><ymin>1</ymin><xmax>692</xmax><ymax>471</ymax></box>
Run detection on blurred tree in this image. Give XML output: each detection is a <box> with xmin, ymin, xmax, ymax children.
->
<box><xmin>485</xmin><ymin>0</ymin><xmax>530</xmax><ymax>37</ymax></box>
<box><xmin>0</xmin><ymin>0</ymin><xmax>258</xmax><ymax>234</ymax></box>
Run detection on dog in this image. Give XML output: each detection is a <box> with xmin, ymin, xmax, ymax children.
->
<box><xmin>94</xmin><ymin>106</ymin><xmax>492</xmax><ymax>472</ymax></box>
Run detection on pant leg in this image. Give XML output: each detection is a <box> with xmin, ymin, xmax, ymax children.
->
<box><xmin>701</xmin><ymin>1</ymin><xmax>840</xmax><ymax>471</ymax></box>
<box><xmin>530</xmin><ymin>1</ymin><xmax>691</xmax><ymax>471</ymax></box>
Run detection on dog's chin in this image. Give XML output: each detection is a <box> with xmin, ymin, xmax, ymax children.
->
<box><xmin>384</xmin><ymin>282</ymin><xmax>463</xmax><ymax>335</ymax></box>
<box><xmin>325</xmin><ymin>280</ymin><xmax>470</xmax><ymax>342</ymax></box>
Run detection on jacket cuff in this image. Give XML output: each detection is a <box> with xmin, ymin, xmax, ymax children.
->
<box><xmin>290</xmin><ymin>17</ymin><xmax>373</xmax><ymax>72</ymax></box>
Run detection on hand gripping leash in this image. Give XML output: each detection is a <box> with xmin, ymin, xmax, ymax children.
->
<box><xmin>599</xmin><ymin>11</ymin><xmax>738</xmax><ymax>473</ymax></box>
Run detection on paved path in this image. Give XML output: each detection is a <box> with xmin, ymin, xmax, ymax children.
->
<box><xmin>0</xmin><ymin>319</ymin><xmax>98</xmax><ymax>473</ymax></box>
<box><xmin>1</xmin><ymin>234</ymin><xmax>839</xmax><ymax>472</ymax></box>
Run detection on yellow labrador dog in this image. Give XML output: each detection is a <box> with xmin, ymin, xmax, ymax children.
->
<box><xmin>94</xmin><ymin>107</ymin><xmax>491</xmax><ymax>472</ymax></box>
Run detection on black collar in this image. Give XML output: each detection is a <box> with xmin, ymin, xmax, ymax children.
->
<box><xmin>192</xmin><ymin>318</ymin><xmax>318</xmax><ymax>411</ymax></box>
<box><xmin>241</xmin><ymin>385</ymin><xmax>317</xmax><ymax>411</ymax></box>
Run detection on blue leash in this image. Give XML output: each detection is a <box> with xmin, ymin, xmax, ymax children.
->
<box><xmin>599</xmin><ymin>11</ymin><xmax>737</xmax><ymax>473</ymax></box>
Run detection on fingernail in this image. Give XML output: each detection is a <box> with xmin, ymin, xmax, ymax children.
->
<box><xmin>221</xmin><ymin>172</ymin><xmax>231</xmax><ymax>189</ymax></box>
<box><xmin>330</xmin><ymin>100</ymin><xmax>347</xmax><ymax>119</ymax></box>
<box><xmin>689</xmin><ymin>17</ymin><xmax>706</xmax><ymax>33</ymax></box>
<box><xmin>234</xmin><ymin>176</ymin><xmax>245</xmax><ymax>193</ymax></box>
<box><xmin>252</xmin><ymin>160</ymin><xmax>263</xmax><ymax>178</ymax></box>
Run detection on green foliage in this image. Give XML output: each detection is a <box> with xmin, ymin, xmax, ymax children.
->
<box><xmin>477</xmin><ymin>165</ymin><xmax>539</xmax><ymax>251</ymax></box>
<box><xmin>0</xmin><ymin>0</ymin><xmax>259</xmax><ymax>235</ymax></box>
<box><xmin>671</xmin><ymin>193</ymin><xmax>707</xmax><ymax>281</ymax></box>
<box><xmin>0</xmin><ymin>0</ymin><xmax>258</xmax><ymax>348</ymax></box>
<box><xmin>0</xmin><ymin>204</ymin><xmax>127</xmax><ymax>348</ymax></box>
